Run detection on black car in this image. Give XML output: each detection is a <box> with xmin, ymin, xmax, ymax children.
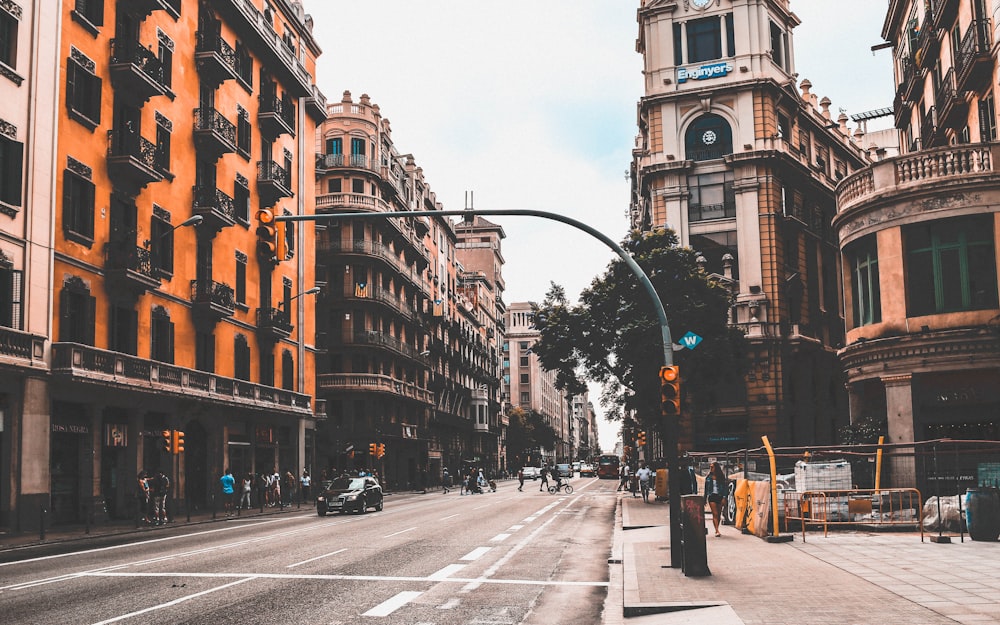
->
<box><xmin>316</xmin><ymin>476</ymin><xmax>383</xmax><ymax>515</ymax></box>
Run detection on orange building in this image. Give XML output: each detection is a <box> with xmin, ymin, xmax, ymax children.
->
<box><xmin>12</xmin><ymin>0</ymin><xmax>327</xmax><ymax>528</ymax></box>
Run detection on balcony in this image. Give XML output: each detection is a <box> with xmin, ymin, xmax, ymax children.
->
<box><xmin>305</xmin><ymin>83</ymin><xmax>328</xmax><ymax>123</ymax></box>
<box><xmin>914</xmin><ymin>11</ymin><xmax>940</xmax><ymax>70</ymax></box>
<box><xmin>195</xmin><ymin>31</ymin><xmax>239</xmax><ymax>85</ymax></box>
<box><xmin>190</xmin><ymin>279</ymin><xmax>235</xmax><ymax>321</ymax></box>
<box><xmin>893</xmin><ymin>91</ymin><xmax>914</xmax><ymax>130</ymax></box>
<box><xmin>104</xmin><ymin>242</ymin><xmax>160</xmax><ymax>293</ymax></box>
<box><xmin>106</xmin><ymin>129</ymin><xmax>164</xmax><ymax>194</ymax></box>
<box><xmin>192</xmin><ymin>185</ymin><xmax>237</xmax><ymax>231</ymax></box>
<box><xmin>898</xmin><ymin>57</ymin><xmax>922</xmax><ymax>104</ymax></box>
<box><xmin>193</xmin><ymin>107</ymin><xmax>237</xmax><ymax>160</ymax></box>
<box><xmin>345</xmin><ymin>330</ymin><xmax>429</xmax><ymax>364</ymax></box>
<box><xmin>127</xmin><ymin>0</ymin><xmax>180</xmax><ymax>18</ymax></box>
<box><xmin>920</xmin><ymin>106</ymin><xmax>941</xmax><ymax>149</ymax></box>
<box><xmin>931</xmin><ymin>0</ymin><xmax>959</xmax><ymax>31</ymax></box>
<box><xmin>256</xmin><ymin>306</ymin><xmax>293</xmax><ymax>340</ymax></box>
<box><xmin>109</xmin><ymin>39</ymin><xmax>170</xmax><ymax>103</ymax></box>
<box><xmin>317</xmin><ymin>372</ymin><xmax>434</xmax><ymax>405</ymax></box>
<box><xmin>0</xmin><ymin>326</ymin><xmax>46</xmax><ymax>370</ymax></box>
<box><xmin>956</xmin><ymin>19</ymin><xmax>993</xmax><ymax>95</ymax></box>
<box><xmin>258</xmin><ymin>95</ymin><xmax>295</xmax><ymax>138</ymax></box>
<box><xmin>51</xmin><ymin>342</ymin><xmax>313</xmax><ymax>415</ymax></box>
<box><xmin>257</xmin><ymin>160</ymin><xmax>293</xmax><ymax>207</ymax></box>
<box><xmin>936</xmin><ymin>67</ymin><xmax>968</xmax><ymax>129</ymax></box>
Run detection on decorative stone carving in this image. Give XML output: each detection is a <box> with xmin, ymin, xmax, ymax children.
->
<box><xmin>70</xmin><ymin>46</ymin><xmax>96</xmax><ymax>73</ymax></box>
<box><xmin>155</xmin><ymin>111</ymin><xmax>173</xmax><ymax>132</ymax></box>
<box><xmin>67</xmin><ymin>156</ymin><xmax>93</xmax><ymax>180</ymax></box>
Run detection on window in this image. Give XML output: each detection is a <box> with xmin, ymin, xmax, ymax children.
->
<box><xmin>519</xmin><ymin>355</ymin><xmax>529</xmax><ymax>366</ymax></box>
<box><xmin>150</xmin><ymin>211</ymin><xmax>174</xmax><ymax>276</ymax></box>
<box><xmin>0</xmin><ymin>133</ymin><xmax>22</xmax><ymax>207</ymax></box>
<box><xmin>0</xmin><ymin>263</ymin><xmax>23</xmax><ymax>330</ymax></box>
<box><xmin>150</xmin><ymin>306</ymin><xmax>174</xmax><ymax>363</ymax></box>
<box><xmin>260</xmin><ymin>349</ymin><xmax>274</xmax><ymax>387</ymax></box>
<box><xmin>235</xmin><ymin>41</ymin><xmax>252</xmax><ymax>87</ymax></box>
<box><xmin>905</xmin><ymin>215</ymin><xmax>998</xmax><ymax>315</ymax></box>
<box><xmin>673</xmin><ymin>22</ymin><xmax>682</xmax><ymax>65</ymax></box>
<box><xmin>0</xmin><ymin>6</ymin><xmax>17</xmax><ymax>70</ymax></box>
<box><xmin>236</xmin><ymin>105</ymin><xmax>251</xmax><ymax>157</ymax></box>
<box><xmin>73</xmin><ymin>0</ymin><xmax>103</xmax><ymax>28</ymax></box>
<box><xmin>327</xmin><ymin>178</ymin><xmax>342</xmax><ymax>193</ymax></box>
<box><xmin>195</xmin><ymin>330</ymin><xmax>215</xmax><ymax>372</ymax></box>
<box><xmin>352</xmin><ymin>178</ymin><xmax>364</xmax><ymax>194</ymax></box>
<box><xmin>234</xmin><ymin>174</ymin><xmax>249</xmax><ymax>222</ymax></box>
<box><xmin>155</xmin><ymin>116</ymin><xmax>171</xmax><ymax>173</ymax></box>
<box><xmin>777</xmin><ymin>113</ymin><xmax>790</xmax><ymax>140</ymax></box>
<box><xmin>157</xmin><ymin>34</ymin><xmax>173</xmax><ymax>89</ymax></box>
<box><xmin>519</xmin><ymin>392</ymin><xmax>530</xmax><ymax>405</ymax></box>
<box><xmin>350</xmin><ymin>137</ymin><xmax>365</xmax><ymax>167</ymax></box>
<box><xmin>519</xmin><ymin>373</ymin><xmax>529</xmax><ymax>384</ymax></box>
<box><xmin>63</xmin><ymin>164</ymin><xmax>96</xmax><ymax>243</ymax></box>
<box><xmin>687</xmin><ymin>172</ymin><xmax>735</xmax><ymax>221</ymax></box>
<box><xmin>687</xmin><ymin>17</ymin><xmax>722</xmax><ymax>63</ymax></box>
<box><xmin>66</xmin><ymin>50</ymin><xmax>101</xmax><ymax>128</ymax></box>
<box><xmin>770</xmin><ymin>20</ymin><xmax>789</xmax><ymax>72</ymax></box>
<box><xmin>685</xmin><ymin>114</ymin><xmax>732</xmax><ymax>161</ymax></box>
<box><xmin>235</xmin><ymin>252</ymin><xmax>247</xmax><ymax>306</ymax></box>
<box><xmin>326</xmin><ymin>137</ymin><xmax>342</xmax><ymax>155</ymax></box>
<box><xmin>234</xmin><ymin>334</ymin><xmax>251</xmax><ymax>381</ymax></box>
<box><xmin>691</xmin><ymin>231</ymin><xmax>739</xmax><ymax>279</ymax></box>
<box><xmin>281</xmin><ymin>350</ymin><xmax>294</xmax><ymax>390</ymax></box>
<box><xmin>59</xmin><ymin>278</ymin><xmax>95</xmax><ymax>344</ymax></box>
<box><xmin>980</xmin><ymin>93</ymin><xmax>997</xmax><ymax>142</ymax></box>
<box><xmin>109</xmin><ymin>303</ymin><xmax>137</xmax><ymax>355</ymax></box>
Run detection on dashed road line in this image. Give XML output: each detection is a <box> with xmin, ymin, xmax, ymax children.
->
<box><xmin>459</xmin><ymin>547</ymin><xmax>491</xmax><ymax>561</ymax></box>
<box><xmin>490</xmin><ymin>533</ymin><xmax>511</xmax><ymax>542</ymax></box>
<box><xmin>428</xmin><ymin>564</ymin><xmax>466</xmax><ymax>580</ymax></box>
<box><xmin>383</xmin><ymin>526</ymin><xmax>417</xmax><ymax>538</ymax></box>
<box><xmin>287</xmin><ymin>547</ymin><xmax>347</xmax><ymax>568</ymax></box>
<box><xmin>362</xmin><ymin>590</ymin><xmax>423</xmax><ymax>617</ymax></box>
<box><xmin>89</xmin><ymin>576</ymin><xmax>255</xmax><ymax>624</ymax></box>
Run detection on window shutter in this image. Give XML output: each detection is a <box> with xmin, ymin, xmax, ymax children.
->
<box><xmin>58</xmin><ymin>289</ymin><xmax>71</xmax><ymax>341</ymax></box>
<box><xmin>167</xmin><ymin>320</ymin><xmax>175</xmax><ymax>363</ymax></box>
<box><xmin>2</xmin><ymin>140</ymin><xmax>23</xmax><ymax>206</ymax></box>
<box><xmin>90</xmin><ymin>75</ymin><xmax>102</xmax><ymax>124</ymax></box>
<box><xmin>86</xmin><ymin>294</ymin><xmax>96</xmax><ymax>345</ymax></box>
<box><xmin>66</xmin><ymin>63</ymin><xmax>76</xmax><ymax>110</ymax></box>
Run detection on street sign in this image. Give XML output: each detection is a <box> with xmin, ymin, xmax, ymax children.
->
<box><xmin>678</xmin><ymin>331</ymin><xmax>703</xmax><ymax>350</ymax></box>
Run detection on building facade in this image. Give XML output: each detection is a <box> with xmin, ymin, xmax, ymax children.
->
<box><xmin>0</xmin><ymin>0</ymin><xmax>60</xmax><ymax>531</ymax></box>
<box><xmin>504</xmin><ymin>302</ymin><xmax>568</xmax><ymax>465</ymax></box>
<box><xmin>1</xmin><ymin>0</ymin><xmax>326</xmax><ymax>532</ymax></box>
<box><xmin>631</xmin><ymin>0</ymin><xmax>870</xmax><ymax>451</ymax></box>
<box><xmin>835</xmin><ymin>0</ymin><xmax>1000</xmax><ymax>486</ymax></box>
<box><xmin>313</xmin><ymin>92</ymin><xmax>505</xmax><ymax>487</ymax></box>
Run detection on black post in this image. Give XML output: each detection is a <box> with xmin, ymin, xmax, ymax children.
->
<box><xmin>85</xmin><ymin>503</ymin><xmax>91</xmax><ymax>535</ymax></box>
<box><xmin>39</xmin><ymin>506</ymin><xmax>46</xmax><ymax>541</ymax></box>
<box><xmin>930</xmin><ymin>442</ymin><xmax>951</xmax><ymax>543</ymax></box>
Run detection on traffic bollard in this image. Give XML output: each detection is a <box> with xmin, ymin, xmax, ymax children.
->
<box><xmin>680</xmin><ymin>494</ymin><xmax>711</xmax><ymax>577</ymax></box>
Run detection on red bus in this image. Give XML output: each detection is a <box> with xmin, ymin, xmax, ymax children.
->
<box><xmin>596</xmin><ymin>455</ymin><xmax>620</xmax><ymax>479</ymax></box>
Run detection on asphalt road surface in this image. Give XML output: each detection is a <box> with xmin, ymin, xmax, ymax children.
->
<box><xmin>0</xmin><ymin>477</ymin><xmax>617</xmax><ymax>625</ymax></box>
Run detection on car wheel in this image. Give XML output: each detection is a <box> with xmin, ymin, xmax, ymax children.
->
<box><xmin>376</xmin><ymin>498</ymin><xmax>383</xmax><ymax>512</ymax></box>
<box><xmin>358</xmin><ymin>497</ymin><xmax>367</xmax><ymax>513</ymax></box>
<box><xmin>316</xmin><ymin>502</ymin><xmax>327</xmax><ymax>517</ymax></box>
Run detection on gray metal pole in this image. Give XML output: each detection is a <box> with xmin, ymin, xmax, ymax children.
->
<box><xmin>282</xmin><ymin>208</ymin><xmax>684</xmax><ymax>566</ymax></box>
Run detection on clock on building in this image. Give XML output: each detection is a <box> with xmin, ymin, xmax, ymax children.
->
<box><xmin>702</xmin><ymin>130</ymin><xmax>717</xmax><ymax>145</ymax></box>
<box><xmin>691</xmin><ymin>0</ymin><xmax>713</xmax><ymax>9</ymax></box>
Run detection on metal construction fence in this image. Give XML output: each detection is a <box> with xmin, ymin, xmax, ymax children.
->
<box><xmin>686</xmin><ymin>439</ymin><xmax>1000</xmax><ymax>537</ymax></box>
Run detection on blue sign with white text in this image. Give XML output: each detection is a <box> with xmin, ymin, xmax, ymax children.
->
<box><xmin>679</xmin><ymin>332</ymin><xmax>703</xmax><ymax>350</ymax></box>
<box><xmin>677</xmin><ymin>61</ymin><xmax>734</xmax><ymax>83</ymax></box>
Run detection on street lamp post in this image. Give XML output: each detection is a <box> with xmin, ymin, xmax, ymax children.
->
<box><xmin>278</xmin><ymin>286</ymin><xmax>321</xmax><ymax>310</ymax></box>
<box><xmin>279</xmin><ymin>207</ymin><xmax>685</xmax><ymax>567</ymax></box>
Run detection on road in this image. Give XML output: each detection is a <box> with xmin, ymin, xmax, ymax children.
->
<box><xmin>0</xmin><ymin>477</ymin><xmax>616</xmax><ymax>625</ymax></box>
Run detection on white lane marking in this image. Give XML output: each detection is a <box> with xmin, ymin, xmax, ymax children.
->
<box><xmin>287</xmin><ymin>548</ymin><xmax>347</xmax><ymax>568</ymax></box>
<box><xmin>472</xmin><ymin>502</ymin><xmax>494</xmax><ymax>510</ymax></box>
<box><xmin>362</xmin><ymin>590</ymin><xmax>423</xmax><ymax>617</ymax></box>
<box><xmin>508</xmin><ymin>524</ymin><xmax>524</xmax><ymax>531</ymax></box>
<box><xmin>439</xmin><ymin>514</ymin><xmax>459</xmax><ymax>521</ymax></box>
<box><xmin>428</xmin><ymin>564</ymin><xmax>465</xmax><ymax>580</ymax></box>
<box><xmin>438</xmin><ymin>597</ymin><xmax>461</xmax><ymax>610</ymax></box>
<box><xmin>383</xmin><ymin>526</ymin><xmax>417</xmax><ymax>538</ymax></box>
<box><xmin>76</xmin><ymin>571</ymin><xmax>608</xmax><ymax>587</ymax></box>
<box><xmin>89</xmin><ymin>576</ymin><xmax>255</xmax><ymax>624</ymax></box>
<box><xmin>489</xmin><ymin>533</ymin><xmax>511</xmax><ymax>542</ymax></box>
<box><xmin>459</xmin><ymin>547</ymin><xmax>491</xmax><ymax>561</ymax></box>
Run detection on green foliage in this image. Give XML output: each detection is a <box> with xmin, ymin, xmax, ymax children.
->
<box><xmin>531</xmin><ymin>228</ymin><xmax>746</xmax><ymax>428</ymax></box>
<box><xmin>505</xmin><ymin>406</ymin><xmax>558</xmax><ymax>466</ymax></box>
<box><xmin>838</xmin><ymin>414</ymin><xmax>888</xmax><ymax>445</ymax></box>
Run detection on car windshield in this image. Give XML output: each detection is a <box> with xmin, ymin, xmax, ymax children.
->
<box><xmin>329</xmin><ymin>477</ymin><xmax>366</xmax><ymax>491</ymax></box>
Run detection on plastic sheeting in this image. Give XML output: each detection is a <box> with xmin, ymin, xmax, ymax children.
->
<box><xmin>922</xmin><ymin>495</ymin><xmax>966</xmax><ymax>532</ymax></box>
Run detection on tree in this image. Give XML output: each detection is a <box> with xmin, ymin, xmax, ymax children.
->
<box><xmin>531</xmin><ymin>228</ymin><xmax>746</xmax><ymax>433</ymax></box>
<box><xmin>506</xmin><ymin>406</ymin><xmax>558</xmax><ymax>467</ymax></box>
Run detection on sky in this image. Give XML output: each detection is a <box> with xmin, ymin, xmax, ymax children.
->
<box><xmin>303</xmin><ymin>1</ymin><xmax>894</xmax><ymax>452</ymax></box>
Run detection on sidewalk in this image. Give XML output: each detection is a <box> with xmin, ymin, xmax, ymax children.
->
<box><xmin>607</xmin><ymin>493</ymin><xmax>1000</xmax><ymax>625</ymax></box>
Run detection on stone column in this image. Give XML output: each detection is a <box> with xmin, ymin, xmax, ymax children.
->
<box><xmin>881</xmin><ymin>374</ymin><xmax>916</xmax><ymax>488</ymax></box>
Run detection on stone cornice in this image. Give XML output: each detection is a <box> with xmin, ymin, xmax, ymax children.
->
<box><xmin>841</xmin><ymin>327</ymin><xmax>1000</xmax><ymax>382</ymax></box>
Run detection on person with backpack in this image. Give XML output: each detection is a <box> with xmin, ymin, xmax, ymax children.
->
<box><xmin>150</xmin><ymin>470</ymin><xmax>170</xmax><ymax>525</ymax></box>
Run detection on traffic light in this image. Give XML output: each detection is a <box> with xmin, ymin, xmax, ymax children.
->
<box><xmin>377</xmin><ymin>443</ymin><xmax>385</xmax><ymax>459</ymax></box>
<box><xmin>255</xmin><ymin>209</ymin><xmax>277</xmax><ymax>261</ymax></box>
<box><xmin>638</xmin><ymin>431</ymin><xmax>646</xmax><ymax>446</ymax></box>
<box><xmin>161</xmin><ymin>430</ymin><xmax>173</xmax><ymax>454</ymax></box>
<box><xmin>660</xmin><ymin>365</ymin><xmax>681</xmax><ymax>416</ymax></box>
<box><xmin>369</xmin><ymin>443</ymin><xmax>377</xmax><ymax>456</ymax></box>
<box><xmin>172</xmin><ymin>430</ymin><xmax>185</xmax><ymax>454</ymax></box>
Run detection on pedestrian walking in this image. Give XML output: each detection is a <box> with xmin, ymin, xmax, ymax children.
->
<box><xmin>442</xmin><ymin>468</ymin><xmax>452</xmax><ymax>494</ymax></box>
<box><xmin>150</xmin><ymin>470</ymin><xmax>169</xmax><ymax>525</ymax></box>
<box><xmin>283</xmin><ymin>471</ymin><xmax>296</xmax><ymax>507</ymax></box>
<box><xmin>300</xmin><ymin>470</ymin><xmax>311</xmax><ymax>504</ymax></box>
<box><xmin>240</xmin><ymin>472</ymin><xmax>253</xmax><ymax>511</ymax></box>
<box><xmin>636</xmin><ymin>463</ymin><xmax>652</xmax><ymax>503</ymax></box>
<box><xmin>220</xmin><ymin>468</ymin><xmax>236</xmax><ymax>517</ymax></box>
<box><xmin>539</xmin><ymin>465</ymin><xmax>550</xmax><ymax>492</ymax></box>
<box><xmin>517</xmin><ymin>467</ymin><xmax>524</xmax><ymax>491</ymax></box>
<box><xmin>617</xmin><ymin>463</ymin><xmax>631</xmax><ymax>492</ymax></box>
<box><xmin>136</xmin><ymin>471</ymin><xmax>151</xmax><ymax>524</ymax></box>
<box><xmin>705</xmin><ymin>462</ymin><xmax>728</xmax><ymax>537</ymax></box>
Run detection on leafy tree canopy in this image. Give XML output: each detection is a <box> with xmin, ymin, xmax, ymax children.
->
<box><xmin>531</xmin><ymin>228</ymin><xmax>746</xmax><ymax>427</ymax></box>
<box><xmin>505</xmin><ymin>406</ymin><xmax>558</xmax><ymax>467</ymax></box>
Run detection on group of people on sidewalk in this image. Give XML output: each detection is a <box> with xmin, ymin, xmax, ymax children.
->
<box><xmin>615</xmin><ymin>460</ymin><xmax>729</xmax><ymax>536</ymax></box>
<box><xmin>441</xmin><ymin>467</ymin><xmax>495</xmax><ymax>495</ymax></box>
<box><xmin>219</xmin><ymin>468</ymin><xmax>313</xmax><ymax>517</ymax></box>
<box><xmin>616</xmin><ymin>462</ymin><xmax>653</xmax><ymax>502</ymax></box>
<box><xmin>136</xmin><ymin>470</ymin><xmax>170</xmax><ymax>525</ymax></box>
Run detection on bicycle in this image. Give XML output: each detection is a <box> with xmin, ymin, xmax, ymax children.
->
<box><xmin>547</xmin><ymin>481</ymin><xmax>573</xmax><ymax>495</ymax></box>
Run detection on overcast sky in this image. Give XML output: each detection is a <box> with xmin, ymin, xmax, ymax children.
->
<box><xmin>304</xmin><ymin>1</ymin><xmax>894</xmax><ymax>452</ymax></box>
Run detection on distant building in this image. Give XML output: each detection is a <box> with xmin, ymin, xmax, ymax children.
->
<box><xmin>835</xmin><ymin>0</ymin><xmax>1000</xmax><ymax>486</ymax></box>
<box><xmin>631</xmin><ymin>0</ymin><xmax>870</xmax><ymax>450</ymax></box>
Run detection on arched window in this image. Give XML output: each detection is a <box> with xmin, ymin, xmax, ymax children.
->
<box><xmin>685</xmin><ymin>114</ymin><xmax>732</xmax><ymax>161</ymax></box>
<box><xmin>281</xmin><ymin>349</ymin><xmax>294</xmax><ymax>390</ymax></box>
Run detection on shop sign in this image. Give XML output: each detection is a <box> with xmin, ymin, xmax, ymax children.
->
<box><xmin>105</xmin><ymin>423</ymin><xmax>128</xmax><ymax>447</ymax></box>
<box><xmin>677</xmin><ymin>61</ymin><xmax>734</xmax><ymax>83</ymax></box>
<box><xmin>52</xmin><ymin>423</ymin><xmax>89</xmax><ymax>434</ymax></box>
<box><xmin>256</xmin><ymin>426</ymin><xmax>275</xmax><ymax>444</ymax></box>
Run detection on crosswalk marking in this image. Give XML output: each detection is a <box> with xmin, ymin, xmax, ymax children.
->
<box><xmin>460</xmin><ymin>547</ymin><xmax>491</xmax><ymax>561</ymax></box>
<box><xmin>362</xmin><ymin>591</ymin><xmax>423</xmax><ymax>617</ymax></box>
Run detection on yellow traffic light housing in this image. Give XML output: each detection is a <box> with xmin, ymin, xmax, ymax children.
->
<box><xmin>161</xmin><ymin>430</ymin><xmax>173</xmax><ymax>454</ymax></box>
<box><xmin>659</xmin><ymin>365</ymin><xmax>681</xmax><ymax>417</ymax></box>
<box><xmin>172</xmin><ymin>430</ymin><xmax>185</xmax><ymax>454</ymax></box>
<box><xmin>369</xmin><ymin>443</ymin><xmax>377</xmax><ymax>456</ymax></box>
<box><xmin>638</xmin><ymin>431</ymin><xmax>646</xmax><ymax>446</ymax></box>
<box><xmin>256</xmin><ymin>209</ymin><xmax>277</xmax><ymax>261</ymax></box>
<box><xmin>377</xmin><ymin>443</ymin><xmax>385</xmax><ymax>459</ymax></box>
